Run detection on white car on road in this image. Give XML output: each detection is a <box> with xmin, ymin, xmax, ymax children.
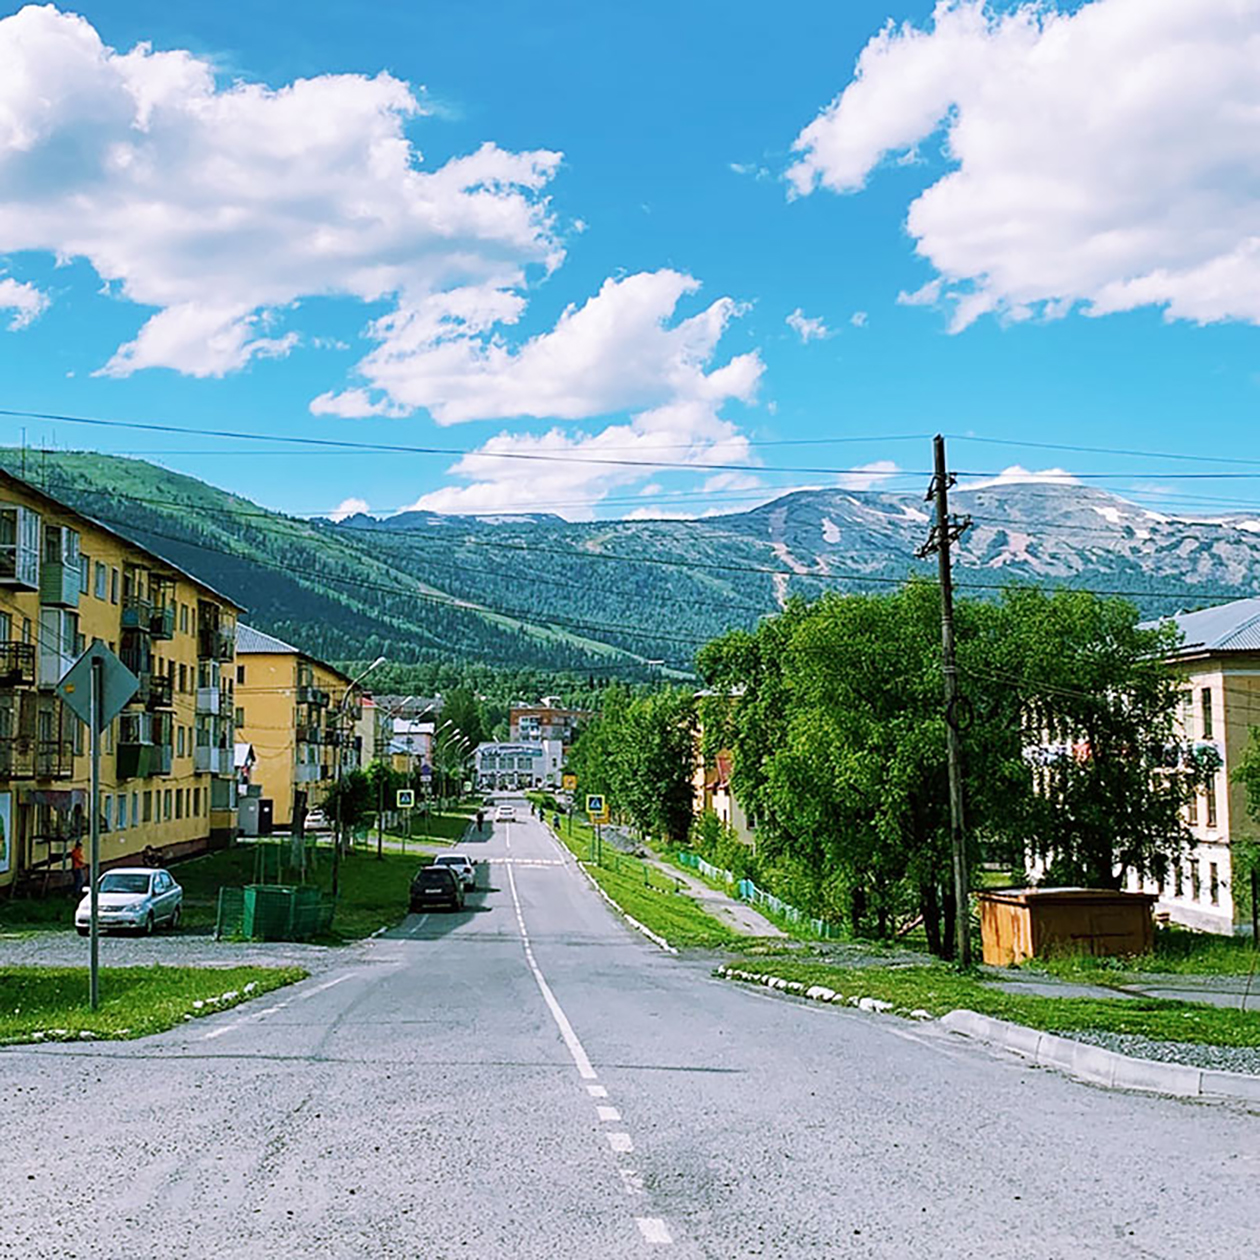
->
<box><xmin>432</xmin><ymin>852</ymin><xmax>477</xmax><ymax>891</ymax></box>
<box><xmin>495</xmin><ymin>805</ymin><xmax>515</xmax><ymax>822</ymax></box>
<box><xmin>75</xmin><ymin>868</ymin><xmax>183</xmax><ymax>936</ymax></box>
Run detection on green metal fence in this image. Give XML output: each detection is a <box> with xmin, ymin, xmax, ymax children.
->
<box><xmin>215</xmin><ymin>883</ymin><xmax>334</xmax><ymax>941</ymax></box>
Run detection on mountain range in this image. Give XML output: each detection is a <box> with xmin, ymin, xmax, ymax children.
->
<box><xmin>3</xmin><ymin>449</ymin><xmax>1258</xmax><ymax>675</ymax></box>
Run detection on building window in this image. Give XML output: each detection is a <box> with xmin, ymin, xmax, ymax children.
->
<box><xmin>1192</xmin><ymin>862</ymin><xmax>1202</xmax><ymax>901</ymax></box>
<box><xmin>164</xmin><ymin>789</ymin><xmax>172</xmax><ymax>821</ymax></box>
<box><xmin>235</xmin><ymin>707</ymin><xmax>244</xmax><ymax>727</ymax></box>
<box><xmin>118</xmin><ymin>794</ymin><xmax>128</xmax><ymax>829</ymax></box>
<box><xmin>79</xmin><ymin>554</ymin><xmax>90</xmax><ymax>594</ymax></box>
<box><xmin>179</xmin><ymin>663</ymin><xmax>187</xmax><ymax>693</ymax></box>
<box><xmin>1188</xmin><ymin>793</ymin><xmax>1198</xmax><ymax>825</ymax></box>
<box><xmin>1201</xmin><ymin>688</ymin><xmax>1214</xmax><ymax>739</ymax></box>
<box><xmin>110</xmin><ymin>568</ymin><xmax>119</xmax><ymax>604</ymax></box>
<box><xmin>177</xmin><ymin>726</ymin><xmax>185</xmax><ymax>757</ymax></box>
<box><xmin>194</xmin><ymin>787</ymin><xmax>201</xmax><ymax>815</ymax></box>
<box><xmin>94</xmin><ymin>561</ymin><xmax>107</xmax><ymax>600</ymax></box>
<box><xmin>180</xmin><ymin>603</ymin><xmax>189</xmax><ymax>634</ymax></box>
<box><xmin>1175</xmin><ymin>862</ymin><xmax>1184</xmax><ymax>898</ymax></box>
<box><xmin>237</xmin><ymin>664</ymin><xmax>245</xmax><ymax>684</ymax></box>
<box><xmin>101</xmin><ymin>795</ymin><xmax>112</xmax><ymax>833</ymax></box>
<box><xmin>1206</xmin><ymin>776</ymin><xmax>1218</xmax><ymax>829</ymax></box>
<box><xmin>21</xmin><ymin>617</ymin><xmax>30</xmax><ymax>644</ymax></box>
<box><xmin>0</xmin><ymin>613</ymin><xmax>10</xmax><ymax>642</ymax></box>
<box><xmin>143</xmin><ymin>790</ymin><xmax>153</xmax><ymax>823</ymax></box>
<box><xmin>131</xmin><ymin>792</ymin><xmax>139</xmax><ymax>826</ymax></box>
<box><xmin>175</xmin><ymin>789</ymin><xmax>183</xmax><ymax>820</ymax></box>
<box><xmin>1210</xmin><ymin>862</ymin><xmax>1220</xmax><ymax>906</ymax></box>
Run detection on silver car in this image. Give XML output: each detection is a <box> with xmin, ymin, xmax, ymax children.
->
<box><xmin>432</xmin><ymin>852</ymin><xmax>476</xmax><ymax>891</ymax></box>
<box><xmin>75</xmin><ymin>868</ymin><xmax>183</xmax><ymax>936</ymax></box>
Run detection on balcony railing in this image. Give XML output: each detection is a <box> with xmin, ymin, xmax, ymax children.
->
<box><xmin>121</xmin><ymin>596</ymin><xmax>153</xmax><ymax>632</ymax></box>
<box><xmin>197</xmin><ymin>626</ymin><xmax>235</xmax><ymax>661</ymax></box>
<box><xmin>0</xmin><ymin>642</ymin><xmax>35</xmax><ymax>688</ymax></box>
<box><xmin>0</xmin><ymin>735</ymin><xmax>35</xmax><ymax>779</ymax></box>
<box><xmin>150</xmin><ymin>604</ymin><xmax>175</xmax><ymax>640</ymax></box>
<box><xmin>117</xmin><ymin>742</ymin><xmax>173</xmax><ymax>779</ymax></box>
<box><xmin>39</xmin><ymin>561</ymin><xmax>80</xmax><ymax>609</ymax></box>
<box><xmin>147</xmin><ymin>675</ymin><xmax>173</xmax><ymax>709</ymax></box>
<box><xmin>35</xmin><ymin>739</ymin><xmax>74</xmax><ymax>779</ymax></box>
<box><xmin>194</xmin><ymin>746</ymin><xmax>228</xmax><ymax>774</ymax></box>
<box><xmin>195</xmin><ymin>686</ymin><xmax>221</xmax><ymax>716</ymax></box>
<box><xmin>297</xmin><ymin>685</ymin><xmax>331</xmax><ymax>707</ymax></box>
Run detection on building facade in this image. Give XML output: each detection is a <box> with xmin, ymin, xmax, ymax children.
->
<box><xmin>233</xmin><ymin>625</ymin><xmax>361</xmax><ymax>828</ymax></box>
<box><xmin>509</xmin><ymin>699</ymin><xmax>589</xmax><ymax>750</ymax></box>
<box><xmin>475</xmin><ymin>740</ymin><xmax>562</xmax><ymax>789</ymax></box>
<box><xmin>0</xmin><ymin>469</ymin><xmax>243</xmax><ymax>892</ymax></box>
<box><xmin>1120</xmin><ymin>599</ymin><xmax>1260</xmax><ymax>934</ymax></box>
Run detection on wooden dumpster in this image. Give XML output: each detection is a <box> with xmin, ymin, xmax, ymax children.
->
<box><xmin>977</xmin><ymin>887</ymin><xmax>1157</xmax><ymax>966</ymax></box>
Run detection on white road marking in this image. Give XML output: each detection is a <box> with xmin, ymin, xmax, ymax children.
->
<box><xmin>586</xmin><ymin>1084</ymin><xmax>608</xmax><ymax>1098</ymax></box>
<box><xmin>606</xmin><ymin>1132</ymin><xmax>634</xmax><ymax>1153</ymax></box>
<box><xmin>295</xmin><ymin>974</ymin><xmax>352</xmax><ymax>1001</ymax></box>
<box><xmin>636</xmin><ymin>1218</ymin><xmax>672</xmax><ymax>1245</ymax></box>
<box><xmin>506</xmin><ymin>861</ymin><xmax>597</xmax><ymax>1080</ymax></box>
<box><xmin>619</xmin><ymin>1168</ymin><xmax>646</xmax><ymax>1196</ymax></box>
<box><xmin>203</xmin><ymin>1023</ymin><xmax>238</xmax><ymax>1040</ymax></box>
<box><xmin>597</xmin><ymin>1105</ymin><xmax>621</xmax><ymax>1122</ymax></box>
<box><xmin>408</xmin><ymin>913</ymin><xmax>430</xmax><ymax>938</ymax></box>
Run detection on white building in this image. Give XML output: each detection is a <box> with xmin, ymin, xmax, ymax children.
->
<box><xmin>475</xmin><ymin>740</ymin><xmax>563</xmax><ymax>789</ymax></box>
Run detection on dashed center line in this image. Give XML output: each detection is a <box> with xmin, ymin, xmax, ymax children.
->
<box><xmin>586</xmin><ymin>1084</ymin><xmax>609</xmax><ymax>1098</ymax></box>
<box><xmin>606</xmin><ymin>1132</ymin><xmax>634</xmax><ymax>1154</ymax></box>
<box><xmin>619</xmin><ymin>1168</ymin><xmax>646</xmax><ymax>1196</ymax></box>
<box><xmin>596</xmin><ymin>1105</ymin><xmax>621</xmax><ymax>1122</ymax></box>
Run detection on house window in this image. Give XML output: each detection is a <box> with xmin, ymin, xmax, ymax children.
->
<box><xmin>94</xmin><ymin>561</ymin><xmax>107</xmax><ymax>599</ymax></box>
<box><xmin>175</xmin><ymin>789</ymin><xmax>183</xmax><ymax>820</ymax></box>
<box><xmin>1192</xmin><ymin>862</ymin><xmax>1202</xmax><ymax>901</ymax></box>
<box><xmin>143</xmin><ymin>791</ymin><xmax>153</xmax><ymax>823</ymax></box>
<box><xmin>164</xmin><ymin>789</ymin><xmax>172</xmax><ymax>821</ymax></box>
<box><xmin>79</xmin><ymin>554</ymin><xmax>90</xmax><ymax>594</ymax></box>
<box><xmin>1210</xmin><ymin>862</ymin><xmax>1220</xmax><ymax>906</ymax></box>
<box><xmin>21</xmin><ymin>617</ymin><xmax>30</xmax><ymax>644</ymax></box>
<box><xmin>1201</xmin><ymin>688</ymin><xmax>1214</xmax><ymax>739</ymax></box>
<box><xmin>1206</xmin><ymin>776</ymin><xmax>1218</xmax><ymax>829</ymax></box>
<box><xmin>1188</xmin><ymin>794</ymin><xmax>1198</xmax><ymax>826</ymax></box>
<box><xmin>194</xmin><ymin>787</ymin><xmax>201</xmax><ymax>815</ymax></box>
<box><xmin>179</xmin><ymin>663</ymin><xmax>187</xmax><ymax>693</ymax></box>
<box><xmin>237</xmin><ymin>664</ymin><xmax>245</xmax><ymax>684</ymax></box>
<box><xmin>101</xmin><ymin>795</ymin><xmax>112</xmax><ymax>833</ymax></box>
<box><xmin>177</xmin><ymin>726</ymin><xmax>185</xmax><ymax>757</ymax></box>
<box><xmin>0</xmin><ymin>613</ymin><xmax>10</xmax><ymax>642</ymax></box>
<box><xmin>131</xmin><ymin>792</ymin><xmax>139</xmax><ymax>827</ymax></box>
<box><xmin>1175</xmin><ymin>863</ymin><xmax>1184</xmax><ymax>898</ymax></box>
<box><xmin>180</xmin><ymin>603</ymin><xmax>188</xmax><ymax>634</ymax></box>
<box><xmin>118</xmin><ymin>793</ymin><xmax>128</xmax><ymax>829</ymax></box>
<box><xmin>235</xmin><ymin>707</ymin><xmax>244</xmax><ymax>727</ymax></box>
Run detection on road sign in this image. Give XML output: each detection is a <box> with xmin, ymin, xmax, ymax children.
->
<box><xmin>57</xmin><ymin>643</ymin><xmax>137</xmax><ymax>732</ymax></box>
<box><xmin>396</xmin><ymin>788</ymin><xmax>415</xmax><ymax>809</ymax></box>
<box><xmin>420</xmin><ymin>764</ymin><xmax>433</xmax><ymax>780</ymax></box>
<box><xmin>561</xmin><ymin>773</ymin><xmax>577</xmax><ymax>792</ymax></box>
<box><xmin>586</xmin><ymin>793</ymin><xmax>609</xmax><ymax>824</ymax></box>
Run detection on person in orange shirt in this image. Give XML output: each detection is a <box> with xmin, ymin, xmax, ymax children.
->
<box><xmin>69</xmin><ymin>839</ymin><xmax>86</xmax><ymax>897</ymax></box>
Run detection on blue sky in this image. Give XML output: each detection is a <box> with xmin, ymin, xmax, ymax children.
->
<box><xmin>0</xmin><ymin>0</ymin><xmax>1257</xmax><ymax>522</ymax></box>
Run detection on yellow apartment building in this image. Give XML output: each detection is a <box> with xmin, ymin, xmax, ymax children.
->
<box><xmin>0</xmin><ymin>468</ymin><xmax>242</xmax><ymax>894</ymax></box>
<box><xmin>233</xmin><ymin>625</ymin><xmax>362</xmax><ymax>829</ymax></box>
<box><xmin>1123</xmin><ymin>598</ymin><xmax>1260</xmax><ymax>935</ymax></box>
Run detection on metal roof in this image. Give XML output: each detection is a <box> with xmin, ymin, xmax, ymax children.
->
<box><xmin>1148</xmin><ymin>597</ymin><xmax>1260</xmax><ymax>654</ymax></box>
<box><xmin>235</xmin><ymin>623</ymin><xmax>300</xmax><ymax>655</ymax></box>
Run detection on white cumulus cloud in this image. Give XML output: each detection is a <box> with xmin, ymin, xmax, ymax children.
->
<box><xmin>785</xmin><ymin>308</ymin><xmax>831</xmax><ymax>343</ymax></box>
<box><xmin>0</xmin><ymin>5</ymin><xmax>561</xmax><ymax>377</ymax></box>
<box><xmin>837</xmin><ymin>459</ymin><xmax>900</xmax><ymax>491</ymax></box>
<box><xmin>328</xmin><ymin>497</ymin><xmax>370</xmax><ymax>522</ymax></box>
<box><xmin>788</xmin><ymin>0</ymin><xmax>1260</xmax><ymax>330</ymax></box>
<box><xmin>957</xmin><ymin>465</ymin><xmax>1079</xmax><ymax>491</ymax></box>
<box><xmin>0</xmin><ymin>276</ymin><xmax>48</xmax><ymax>329</ymax></box>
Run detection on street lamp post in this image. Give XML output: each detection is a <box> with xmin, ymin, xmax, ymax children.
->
<box><xmin>331</xmin><ymin>656</ymin><xmax>386</xmax><ymax>900</ymax></box>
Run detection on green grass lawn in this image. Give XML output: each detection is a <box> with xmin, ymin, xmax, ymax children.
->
<box><xmin>0</xmin><ymin>892</ymin><xmax>78</xmax><ymax>936</ymax></box>
<box><xmin>550</xmin><ymin>813</ymin><xmax>737</xmax><ymax>948</ymax></box>
<box><xmin>722</xmin><ymin>958</ymin><xmax>1260</xmax><ymax>1047</ymax></box>
<box><xmin>1026</xmin><ymin>927</ymin><xmax>1260</xmax><ymax>980</ymax></box>
<box><xmin>0</xmin><ymin>964</ymin><xmax>306</xmax><ymax>1044</ymax></box>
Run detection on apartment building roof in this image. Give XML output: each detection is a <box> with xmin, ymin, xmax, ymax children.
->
<box><xmin>235</xmin><ymin>623</ymin><xmax>300</xmax><ymax>655</ymax></box>
<box><xmin>1154</xmin><ymin>597</ymin><xmax>1260</xmax><ymax>655</ymax></box>
<box><xmin>0</xmin><ymin>466</ymin><xmax>244</xmax><ymax>611</ymax></box>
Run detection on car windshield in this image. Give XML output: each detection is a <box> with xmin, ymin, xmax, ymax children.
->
<box><xmin>99</xmin><ymin>873</ymin><xmax>150</xmax><ymax>894</ymax></box>
<box><xmin>435</xmin><ymin>855</ymin><xmax>466</xmax><ymax>865</ymax></box>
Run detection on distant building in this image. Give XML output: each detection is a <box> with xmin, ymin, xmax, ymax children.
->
<box><xmin>509</xmin><ymin>700</ymin><xmax>590</xmax><ymax>750</ymax></box>
<box><xmin>475</xmin><ymin>740</ymin><xmax>563</xmax><ymax>789</ymax></box>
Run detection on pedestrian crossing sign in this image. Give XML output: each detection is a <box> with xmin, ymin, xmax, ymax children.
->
<box><xmin>396</xmin><ymin>788</ymin><xmax>415</xmax><ymax>809</ymax></box>
<box><xmin>586</xmin><ymin>794</ymin><xmax>609</xmax><ymax>823</ymax></box>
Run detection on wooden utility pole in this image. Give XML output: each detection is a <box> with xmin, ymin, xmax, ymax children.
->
<box><xmin>918</xmin><ymin>435</ymin><xmax>972</xmax><ymax>965</ymax></box>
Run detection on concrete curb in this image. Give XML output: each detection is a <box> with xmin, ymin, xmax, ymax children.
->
<box><xmin>940</xmin><ymin>1009</ymin><xmax>1260</xmax><ymax>1103</ymax></box>
<box><xmin>716</xmin><ymin>964</ymin><xmax>932</xmax><ymax>1020</ymax></box>
<box><xmin>541</xmin><ymin>820</ymin><xmax>679</xmax><ymax>955</ymax></box>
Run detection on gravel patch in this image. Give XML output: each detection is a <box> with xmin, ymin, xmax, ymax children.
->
<box><xmin>1057</xmin><ymin>1029</ymin><xmax>1260</xmax><ymax>1076</ymax></box>
<box><xmin>0</xmin><ymin>928</ymin><xmax>346</xmax><ymax>973</ymax></box>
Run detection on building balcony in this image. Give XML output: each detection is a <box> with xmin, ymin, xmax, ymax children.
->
<box><xmin>149</xmin><ymin>604</ymin><xmax>175</xmax><ymax>640</ymax></box>
<box><xmin>296</xmin><ymin>724</ymin><xmax>322</xmax><ymax>745</ymax></box>
<box><xmin>197</xmin><ymin>626</ymin><xmax>235</xmax><ymax>661</ymax></box>
<box><xmin>117</xmin><ymin>742</ymin><xmax>173</xmax><ymax>779</ymax></box>
<box><xmin>146</xmin><ymin>674</ymin><xmax>173</xmax><ymax>710</ymax></box>
<box><xmin>121</xmin><ymin>596</ymin><xmax>153</xmax><ymax>632</ymax></box>
<box><xmin>195</xmin><ymin>686</ymin><xmax>221</xmax><ymax>716</ymax></box>
<box><xmin>39</xmin><ymin>560</ymin><xmax>79</xmax><ymax>609</ymax></box>
<box><xmin>295</xmin><ymin>762</ymin><xmax>320</xmax><ymax>784</ymax></box>
<box><xmin>0</xmin><ymin>735</ymin><xmax>35</xmax><ymax>779</ymax></box>
<box><xmin>0</xmin><ymin>642</ymin><xmax>36</xmax><ymax>688</ymax></box>
<box><xmin>194</xmin><ymin>745</ymin><xmax>229</xmax><ymax>774</ymax></box>
<box><xmin>37</xmin><ymin>646</ymin><xmax>74</xmax><ymax>690</ymax></box>
<box><xmin>297</xmin><ymin>685</ymin><xmax>330</xmax><ymax>707</ymax></box>
<box><xmin>35</xmin><ymin>738</ymin><xmax>74</xmax><ymax>780</ymax></box>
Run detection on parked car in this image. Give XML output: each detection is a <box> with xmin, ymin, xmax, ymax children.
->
<box><xmin>496</xmin><ymin>805</ymin><xmax>515</xmax><ymax>822</ymax></box>
<box><xmin>304</xmin><ymin>808</ymin><xmax>330</xmax><ymax>831</ymax></box>
<box><xmin>410</xmin><ymin>864</ymin><xmax>465</xmax><ymax>912</ymax></box>
<box><xmin>75</xmin><ymin>868</ymin><xmax>182</xmax><ymax>936</ymax></box>
<box><xmin>433</xmin><ymin>852</ymin><xmax>476</xmax><ymax>891</ymax></box>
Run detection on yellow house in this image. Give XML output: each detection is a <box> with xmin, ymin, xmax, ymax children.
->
<box><xmin>1124</xmin><ymin>598</ymin><xmax>1260</xmax><ymax>934</ymax></box>
<box><xmin>0</xmin><ymin>467</ymin><xmax>243</xmax><ymax>893</ymax></box>
<box><xmin>233</xmin><ymin>625</ymin><xmax>361</xmax><ymax>828</ymax></box>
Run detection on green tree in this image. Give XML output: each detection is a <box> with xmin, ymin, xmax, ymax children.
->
<box><xmin>323</xmin><ymin>769</ymin><xmax>375</xmax><ymax>832</ymax></box>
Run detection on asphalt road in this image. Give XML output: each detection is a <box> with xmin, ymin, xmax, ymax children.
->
<box><xmin>4</xmin><ymin>797</ymin><xmax>1258</xmax><ymax>1259</ymax></box>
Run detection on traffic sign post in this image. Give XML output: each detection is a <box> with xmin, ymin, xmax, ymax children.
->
<box><xmin>57</xmin><ymin>644</ymin><xmax>138</xmax><ymax>1012</ymax></box>
<box><xmin>561</xmin><ymin>773</ymin><xmax>577</xmax><ymax>793</ymax></box>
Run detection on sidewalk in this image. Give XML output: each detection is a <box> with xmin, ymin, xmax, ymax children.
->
<box><xmin>641</xmin><ymin>854</ymin><xmax>786</xmax><ymax>938</ymax></box>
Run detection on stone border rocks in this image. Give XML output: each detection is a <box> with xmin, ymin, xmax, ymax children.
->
<box><xmin>716</xmin><ymin>964</ymin><xmax>932</xmax><ymax>1020</ymax></box>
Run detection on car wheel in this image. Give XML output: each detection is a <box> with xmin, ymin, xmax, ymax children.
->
<box><xmin>76</xmin><ymin>926</ymin><xmax>88</xmax><ymax>937</ymax></box>
<box><xmin>169</xmin><ymin>906</ymin><xmax>181</xmax><ymax>932</ymax></box>
<box><xmin>144</xmin><ymin>912</ymin><xmax>155</xmax><ymax>936</ymax></box>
